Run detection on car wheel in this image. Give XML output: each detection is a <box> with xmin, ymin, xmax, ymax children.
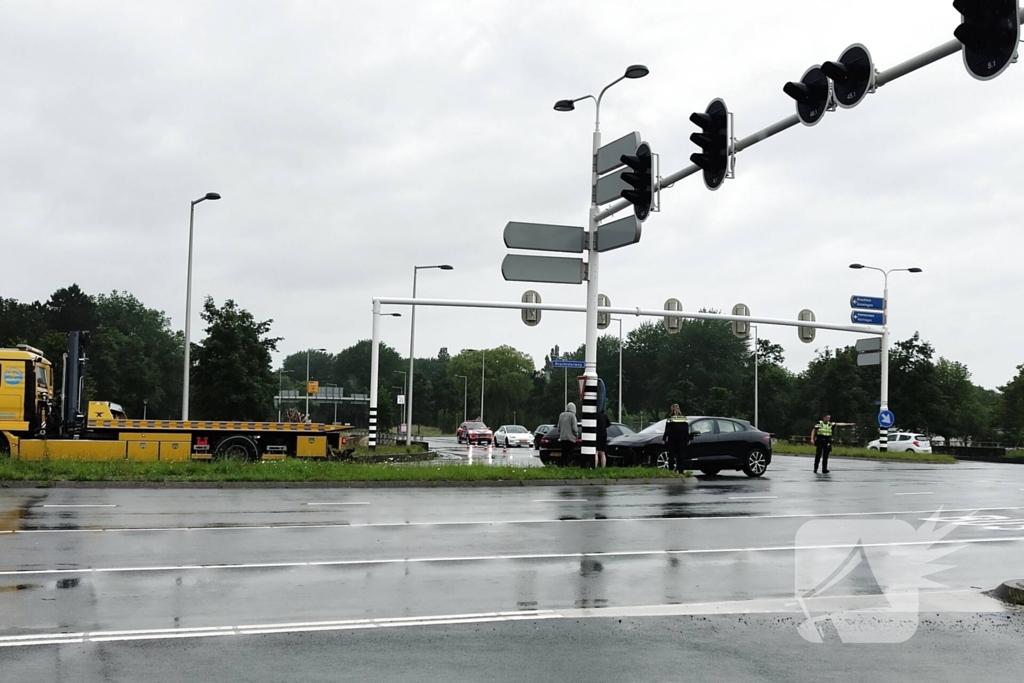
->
<box><xmin>742</xmin><ymin>447</ymin><xmax>768</xmax><ymax>477</ymax></box>
<box><xmin>700</xmin><ymin>469</ymin><xmax>721</xmax><ymax>477</ymax></box>
<box><xmin>651</xmin><ymin>450</ymin><xmax>671</xmax><ymax>469</ymax></box>
<box><xmin>868</xmin><ymin>446</ymin><xmax>878</xmax><ymax>451</ymax></box>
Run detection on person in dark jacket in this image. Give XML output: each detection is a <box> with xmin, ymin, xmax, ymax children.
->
<box><xmin>595</xmin><ymin>409</ymin><xmax>611</xmax><ymax>469</ymax></box>
<box><xmin>661</xmin><ymin>404</ymin><xmax>691</xmax><ymax>472</ymax></box>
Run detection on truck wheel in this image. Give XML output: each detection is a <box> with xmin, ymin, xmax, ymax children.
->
<box><xmin>215</xmin><ymin>435</ymin><xmax>258</xmax><ymax>462</ymax></box>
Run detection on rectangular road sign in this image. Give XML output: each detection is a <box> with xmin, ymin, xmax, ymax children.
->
<box><xmin>596</xmin><ymin>215</ymin><xmax>641</xmax><ymax>252</ymax></box>
<box><xmin>503</xmin><ymin>221</ymin><xmax>585</xmax><ymax>253</ymax></box>
<box><xmin>851</xmin><ymin>295</ymin><xmax>885</xmax><ymax>311</ymax></box>
<box><xmin>857</xmin><ymin>352</ymin><xmax>882</xmax><ymax>366</ymax></box>
<box><xmin>851</xmin><ymin>310</ymin><xmax>885</xmax><ymax>325</ymax></box>
<box><xmin>501</xmin><ymin>254</ymin><xmax>584</xmax><ymax>284</ymax></box>
<box><xmin>856</xmin><ymin>337</ymin><xmax>882</xmax><ymax>353</ymax></box>
<box><xmin>552</xmin><ymin>359</ymin><xmax>586</xmax><ymax>369</ymax></box>
<box><xmin>596</xmin><ymin>132</ymin><xmax>641</xmax><ymax>175</ymax></box>
<box><xmin>595</xmin><ymin>169</ymin><xmax>629</xmax><ymax>205</ymax></box>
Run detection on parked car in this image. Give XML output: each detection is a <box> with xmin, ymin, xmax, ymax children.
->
<box><xmin>867</xmin><ymin>432</ymin><xmax>932</xmax><ymax>453</ymax></box>
<box><xmin>533</xmin><ymin>424</ymin><xmax>554</xmax><ymax>445</ymax></box>
<box><xmin>456</xmin><ymin>421</ymin><xmax>493</xmax><ymax>445</ymax></box>
<box><xmin>605</xmin><ymin>416</ymin><xmax>772</xmax><ymax>477</ymax></box>
<box><xmin>493</xmin><ymin>425</ymin><xmax>534</xmax><ymax>448</ymax></box>
<box><xmin>538</xmin><ymin>422</ymin><xmax>635</xmax><ymax>465</ymax></box>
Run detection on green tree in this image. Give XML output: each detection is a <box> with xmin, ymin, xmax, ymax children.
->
<box><xmin>995</xmin><ymin>364</ymin><xmax>1024</xmax><ymax>445</ymax></box>
<box><xmin>191</xmin><ymin>298</ymin><xmax>280</xmax><ymax>420</ymax></box>
<box><xmin>448</xmin><ymin>346</ymin><xmax>534</xmax><ymax>428</ymax></box>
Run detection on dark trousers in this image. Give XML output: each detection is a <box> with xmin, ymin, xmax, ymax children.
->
<box><xmin>668</xmin><ymin>447</ymin><xmax>686</xmax><ymax>472</ymax></box>
<box><xmin>814</xmin><ymin>437</ymin><xmax>832</xmax><ymax>471</ymax></box>
<box><xmin>561</xmin><ymin>440</ymin><xmax>576</xmax><ymax>467</ymax></box>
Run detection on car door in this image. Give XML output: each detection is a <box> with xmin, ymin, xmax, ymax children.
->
<box><xmin>686</xmin><ymin>418</ymin><xmax>717</xmax><ymax>464</ymax></box>
<box><xmin>713</xmin><ymin>419</ymin><xmax>747</xmax><ymax>464</ymax></box>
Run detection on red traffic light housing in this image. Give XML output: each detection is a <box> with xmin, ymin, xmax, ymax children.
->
<box><xmin>689</xmin><ymin>98</ymin><xmax>730</xmax><ymax>191</ymax></box>
<box><xmin>953</xmin><ymin>0</ymin><xmax>1021</xmax><ymax>81</ymax></box>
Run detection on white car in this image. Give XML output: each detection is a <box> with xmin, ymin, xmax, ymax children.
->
<box><xmin>867</xmin><ymin>432</ymin><xmax>932</xmax><ymax>453</ymax></box>
<box><xmin>493</xmin><ymin>425</ymin><xmax>534</xmax><ymax>448</ymax></box>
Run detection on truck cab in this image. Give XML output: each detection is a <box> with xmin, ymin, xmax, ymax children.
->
<box><xmin>0</xmin><ymin>345</ymin><xmax>54</xmax><ymax>442</ymax></box>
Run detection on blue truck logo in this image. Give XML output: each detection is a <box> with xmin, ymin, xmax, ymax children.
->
<box><xmin>3</xmin><ymin>368</ymin><xmax>24</xmax><ymax>386</ymax></box>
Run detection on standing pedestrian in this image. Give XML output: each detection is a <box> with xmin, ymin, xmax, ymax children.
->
<box><xmin>810</xmin><ymin>413</ymin><xmax>855</xmax><ymax>474</ymax></box>
<box><xmin>661</xmin><ymin>404</ymin><xmax>691</xmax><ymax>472</ymax></box>
<box><xmin>596</xmin><ymin>408</ymin><xmax>611</xmax><ymax>469</ymax></box>
<box><xmin>556</xmin><ymin>402</ymin><xmax>578</xmax><ymax>468</ymax></box>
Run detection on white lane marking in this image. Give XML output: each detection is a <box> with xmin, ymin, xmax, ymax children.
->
<box><xmin>0</xmin><ymin>610</ymin><xmax>560</xmax><ymax>648</ymax></box>
<box><xmin>40</xmin><ymin>504</ymin><xmax>117</xmax><ymax>508</ymax></box>
<box><xmin>532</xmin><ymin>499</ymin><xmax>587</xmax><ymax>503</ymax></box>
<box><xmin>3</xmin><ymin>535</ymin><xmax>1023</xmax><ymax>577</ymax></box>
<box><xmin>8</xmin><ymin>505</ymin><xmax>1024</xmax><ymax>535</ymax></box>
<box><xmin>305</xmin><ymin>502</ymin><xmax>370</xmax><ymax>506</ymax></box>
<box><xmin>895</xmin><ymin>492</ymin><xmax>935</xmax><ymax>496</ymax></box>
<box><xmin>728</xmin><ymin>496</ymin><xmax>778</xmax><ymax>500</ymax></box>
<box><xmin>0</xmin><ymin>589</ymin><xmax>1005</xmax><ymax>650</ymax></box>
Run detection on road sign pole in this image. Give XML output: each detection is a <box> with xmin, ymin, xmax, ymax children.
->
<box><xmin>879</xmin><ymin>283</ymin><xmax>890</xmax><ymax>452</ymax></box>
<box><xmin>582</xmin><ymin>128</ymin><xmax>601</xmax><ymax>462</ymax></box>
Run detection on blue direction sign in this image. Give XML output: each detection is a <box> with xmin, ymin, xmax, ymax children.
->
<box><xmin>850</xmin><ymin>295</ymin><xmax>885</xmax><ymax>311</ymax></box>
<box><xmin>552</xmin><ymin>359</ymin><xmax>586</xmax><ymax>370</ymax></box>
<box><xmin>878</xmin><ymin>410</ymin><xmax>895</xmax><ymax>429</ymax></box>
<box><xmin>851</xmin><ymin>310</ymin><xmax>885</xmax><ymax>325</ymax></box>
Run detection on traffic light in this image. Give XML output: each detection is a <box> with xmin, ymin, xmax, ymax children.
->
<box><xmin>784</xmin><ymin>65</ymin><xmax>831</xmax><ymax>126</ymax></box>
<box><xmin>953</xmin><ymin>0</ymin><xmax>1020</xmax><ymax>81</ymax></box>
<box><xmin>620</xmin><ymin>142</ymin><xmax>653</xmax><ymax>221</ymax></box>
<box><xmin>689</xmin><ymin>98</ymin><xmax>730</xmax><ymax>191</ymax></box>
<box><xmin>821</xmin><ymin>44</ymin><xmax>875</xmax><ymax>109</ymax></box>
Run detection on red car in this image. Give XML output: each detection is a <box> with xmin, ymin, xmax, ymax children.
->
<box><xmin>457</xmin><ymin>421</ymin><xmax>493</xmax><ymax>445</ymax></box>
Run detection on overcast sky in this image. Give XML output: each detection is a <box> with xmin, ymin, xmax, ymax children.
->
<box><xmin>2</xmin><ymin>1</ymin><xmax>1022</xmax><ymax>391</ymax></box>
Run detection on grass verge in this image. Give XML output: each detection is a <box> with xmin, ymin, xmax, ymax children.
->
<box><xmin>774</xmin><ymin>441</ymin><xmax>955</xmax><ymax>464</ymax></box>
<box><xmin>0</xmin><ymin>455</ymin><xmax>683</xmax><ymax>483</ymax></box>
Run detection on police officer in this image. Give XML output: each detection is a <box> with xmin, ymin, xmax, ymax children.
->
<box><xmin>810</xmin><ymin>413</ymin><xmax>855</xmax><ymax>474</ymax></box>
<box><xmin>661</xmin><ymin>404</ymin><xmax>692</xmax><ymax>472</ymax></box>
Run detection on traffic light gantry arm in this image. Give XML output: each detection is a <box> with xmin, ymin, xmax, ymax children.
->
<box><xmin>594</xmin><ymin>7</ymin><xmax>1023</xmax><ymax>224</ymax></box>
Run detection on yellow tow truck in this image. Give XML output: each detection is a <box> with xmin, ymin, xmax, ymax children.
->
<box><xmin>1</xmin><ymin>334</ymin><xmax>352</xmax><ymax>462</ymax></box>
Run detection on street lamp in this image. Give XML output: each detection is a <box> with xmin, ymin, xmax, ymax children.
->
<box><xmin>306</xmin><ymin>347</ymin><xmax>327</xmax><ymax>418</ymax></box>
<box><xmin>555</xmin><ymin>65</ymin><xmax>648</xmax><ymax>462</ymax></box>
<box><xmin>277</xmin><ymin>368</ymin><xmax>294</xmax><ymax>422</ymax></box>
<box><xmin>849</xmin><ymin>263</ymin><xmax>923</xmax><ymax>451</ymax></box>
<box><xmin>407</xmin><ymin>264</ymin><xmax>453</xmax><ymax>444</ymax></box>
<box><xmin>182</xmin><ymin>191</ymin><xmax>221</xmax><ymax>420</ymax></box>
<box><xmin>454</xmin><ymin>374</ymin><xmax>468</xmax><ymax>425</ymax></box>
<box><xmin>610</xmin><ymin>317</ymin><xmax>624</xmax><ymax>424</ymax></box>
<box><xmin>393</xmin><ymin>370</ymin><xmax>407</xmax><ymax>435</ymax></box>
<box><xmin>143</xmin><ymin>398</ymin><xmax>149</xmax><ymax>420</ymax></box>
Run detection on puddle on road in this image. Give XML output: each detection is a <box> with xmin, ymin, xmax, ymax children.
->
<box><xmin>55</xmin><ymin>578</ymin><xmax>81</xmax><ymax>590</ymax></box>
<box><xmin>0</xmin><ymin>583</ymin><xmax>41</xmax><ymax>593</ymax></box>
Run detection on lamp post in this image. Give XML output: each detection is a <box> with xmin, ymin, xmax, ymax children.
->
<box><xmin>392</xmin><ymin>386</ymin><xmax>404</xmax><ymax>433</ymax></box>
<box><xmin>367</xmin><ymin>308</ymin><xmax>402</xmax><ymax>450</ymax></box>
<box><xmin>306</xmin><ymin>347</ymin><xmax>327</xmax><ymax>418</ymax></box>
<box><xmin>610</xmin><ymin>317</ymin><xmax>624</xmax><ymax>423</ymax></box>
<box><xmin>324</xmin><ymin>383</ymin><xmax>339</xmax><ymax>424</ymax></box>
<box><xmin>480</xmin><ymin>349</ymin><xmax>486</xmax><ymax>422</ymax></box>
<box><xmin>554</xmin><ymin>64</ymin><xmax>648</xmax><ymax>463</ymax></box>
<box><xmin>455</xmin><ymin>374</ymin><xmax>468</xmax><ymax>425</ymax></box>
<box><xmin>407</xmin><ymin>264</ymin><xmax>454</xmax><ymax>444</ymax></box>
<box><xmin>182</xmin><ymin>191</ymin><xmax>221</xmax><ymax>420</ymax></box>
<box><xmin>143</xmin><ymin>398</ymin><xmax>148</xmax><ymax>420</ymax></box>
<box><xmin>849</xmin><ymin>264</ymin><xmax>923</xmax><ymax>451</ymax></box>
<box><xmin>391</xmin><ymin>370</ymin><xmax>407</xmax><ymax>436</ymax></box>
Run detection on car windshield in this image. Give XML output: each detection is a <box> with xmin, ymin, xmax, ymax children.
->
<box><xmin>613</xmin><ymin>424</ymin><xmax>636</xmax><ymax>436</ymax></box>
<box><xmin>639</xmin><ymin>419</ymin><xmax>667</xmax><ymax>435</ymax></box>
<box><xmin>507</xmin><ymin>426</ymin><xmax>528</xmax><ymax>433</ymax></box>
<box><xmin>466</xmin><ymin>422</ymin><xmax>487</xmax><ymax>429</ymax></box>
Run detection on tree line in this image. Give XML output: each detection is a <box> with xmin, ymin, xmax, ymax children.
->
<box><xmin>4</xmin><ymin>286</ymin><xmax>1024</xmax><ymax>445</ymax></box>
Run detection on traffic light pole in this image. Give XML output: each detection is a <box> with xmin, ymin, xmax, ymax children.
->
<box><xmin>594</xmin><ymin>17</ymin><xmax>1024</xmax><ymax>225</ymax></box>
<box><xmin>582</xmin><ymin>127</ymin><xmax>601</xmax><ymax>464</ymax></box>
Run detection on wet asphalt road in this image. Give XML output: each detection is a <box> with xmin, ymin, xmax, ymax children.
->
<box><xmin>2</xmin><ymin>455</ymin><xmax>1023</xmax><ymax>681</ymax></box>
<box><xmin>432</xmin><ymin>435</ymin><xmax>543</xmax><ymax>466</ymax></box>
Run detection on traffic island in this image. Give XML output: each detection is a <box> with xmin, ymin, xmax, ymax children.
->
<box><xmin>773</xmin><ymin>442</ymin><xmax>955</xmax><ymax>464</ymax></box>
<box><xmin>0</xmin><ymin>456</ymin><xmax>689</xmax><ymax>487</ymax></box>
<box><xmin>994</xmin><ymin>580</ymin><xmax>1024</xmax><ymax>606</ymax></box>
